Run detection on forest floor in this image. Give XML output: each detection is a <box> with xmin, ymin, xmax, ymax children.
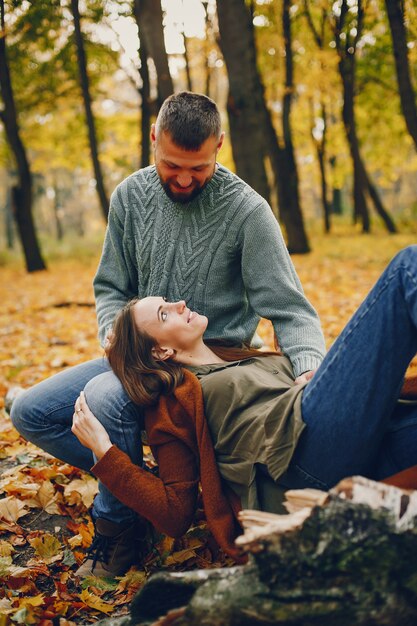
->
<box><xmin>1</xmin><ymin>228</ymin><xmax>416</xmax><ymax>625</ymax></box>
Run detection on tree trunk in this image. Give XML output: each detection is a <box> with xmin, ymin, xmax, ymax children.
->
<box><xmin>0</xmin><ymin>1</ymin><xmax>46</xmax><ymax>272</ymax></box>
<box><xmin>133</xmin><ymin>0</ymin><xmax>174</xmax><ymax>108</ymax></box>
<box><xmin>125</xmin><ymin>476</ymin><xmax>417</xmax><ymax>626</ymax></box>
<box><xmin>183</xmin><ymin>32</ymin><xmax>193</xmax><ymax>92</ymax></box>
<box><xmin>70</xmin><ymin>0</ymin><xmax>109</xmax><ymax>222</ymax></box>
<box><xmin>202</xmin><ymin>1</ymin><xmax>211</xmax><ymax>97</ymax></box>
<box><xmin>385</xmin><ymin>0</ymin><xmax>417</xmax><ymax>151</ymax></box>
<box><xmin>280</xmin><ymin>0</ymin><xmax>310</xmax><ymax>251</ymax></box>
<box><xmin>216</xmin><ymin>0</ymin><xmax>271</xmax><ymax>204</ymax></box>
<box><xmin>4</xmin><ymin>183</ymin><xmax>14</xmax><ymax>249</ymax></box>
<box><xmin>313</xmin><ymin>112</ymin><xmax>331</xmax><ymax>233</ymax></box>
<box><xmin>335</xmin><ymin>0</ymin><xmax>396</xmax><ymax>233</ymax></box>
<box><xmin>303</xmin><ymin>3</ymin><xmax>332</xmax><ymax>232</ymax></box>
<box><xmin>133</xmin><ymin>1</ymin><xmax>151</xmax><ymax>169</ymax></box>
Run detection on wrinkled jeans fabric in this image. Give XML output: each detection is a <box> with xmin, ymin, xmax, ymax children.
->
<box><xmin>11</xmin><ymin>358</ymin><xmax>144</xmax><ymax>524</ymax></box>
<box><xmin>11</xmin><ymin>246</ymin><xmax>417</xmax><ymax>520</ymax></box>
<box><xmin>280</xmin><ymin>245</ymin><xmax>417</xmax><ymax>491</ymax></box>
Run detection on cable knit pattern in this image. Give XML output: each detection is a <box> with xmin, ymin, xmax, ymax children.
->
<box><xmin>94</xmin><ymin>165</ymin><xmax>326</xmax><ymax>377</ymax></box>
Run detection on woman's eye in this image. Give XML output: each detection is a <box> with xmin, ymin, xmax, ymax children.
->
<box><xmin>161</xmin><ymin>311</ymin><xmax>168</xmax><ymax>322</ymax></box>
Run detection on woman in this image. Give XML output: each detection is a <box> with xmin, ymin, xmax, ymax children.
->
<box><xmin>72</xmin><ymin>246</ymin><xmax>417</xmax><ymax>576</ymax></box>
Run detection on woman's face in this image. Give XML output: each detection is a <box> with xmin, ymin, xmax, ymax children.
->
<box><xmin>132</xmin><ymin>297</ymin><xmax>208</xmax><ymax>355</ymax></box>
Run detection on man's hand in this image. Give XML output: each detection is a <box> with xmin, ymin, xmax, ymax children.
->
<box><xmin>294</xmin><ymin>370</ymin><xmax>316</xmax><ymax>385</ymax></box>
<box><xmin>72</xmin><ymin>391</ymin><xmax>112</xmax><ymax>460</ymax></box>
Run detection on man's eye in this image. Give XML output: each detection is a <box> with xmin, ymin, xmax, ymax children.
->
<box><xmin>161</xmin><ymin>311</ymin><xmax>168</xmax><ymax>322</ymax></box>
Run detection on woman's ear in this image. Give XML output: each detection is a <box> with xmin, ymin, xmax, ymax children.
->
<box><xmin>151</xmin><ymin>346</ymin><xmax>174</xmax><ymax>361</ymax></box>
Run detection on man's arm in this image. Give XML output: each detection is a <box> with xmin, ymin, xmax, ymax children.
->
<box><xmin>239</xmin><ymin>201</ymin><xmax>326</xmax><ymax>378</ymax></box>
<box><xmin>93</xmin><ymin>184</ymin><xmax>137</xmax><ymax>346</ymax></box>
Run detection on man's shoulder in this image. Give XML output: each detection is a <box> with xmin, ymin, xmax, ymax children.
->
<box><xmin>114</xmin><ymin>165</ymin><xmax>159</xmax><ymax>197</ymax></box>
<box><xmin>214</xmin><ymin>165</ymin><xmax>269</xmax><ymax>206</ymax></box>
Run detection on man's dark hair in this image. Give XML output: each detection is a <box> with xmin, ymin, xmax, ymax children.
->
<box><xmin>155</xmin><ymin>91</ymin><xmax>221</xmax><ymax>151</ymax></box>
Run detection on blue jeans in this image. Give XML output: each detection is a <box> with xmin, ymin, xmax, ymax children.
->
<box><xmin>10</xmin><ymin>358</ymin><xmax>144</xmax><ymax>524</ymax></box>
<box><xmin>279</xmin><ymin>245</ymin><xmax>417</xmax><ymax>491</ymax></box>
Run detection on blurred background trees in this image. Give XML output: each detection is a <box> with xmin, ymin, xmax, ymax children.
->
<box><xmin>1</xmin><ymin>0</ymin><xmax>416</xmax><ymax>271</ymax></box>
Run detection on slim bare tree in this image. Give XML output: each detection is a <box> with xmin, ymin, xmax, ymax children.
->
<box><xmin>333</xmin><ymin>0</ymin><xmax>396</xmax><ymax>233</ymax></box>
<box><xmin>70</xmin><ymin>0</ymin><xmax>109</xmax><ymax>221</ymax></box>
<box><xmin>385</xmin><ymin>0</ymin><xmax>417</xmax><ymax>151</ymax></box>
<box><xmin>133</xmin><ymin>0</ymin><xmax>174</xmax><ymax>108</ymax></box>
<box><xmin>0</xmin><ymin>0</ymin><xmax>46</xmax><ymax>271</ymax></box>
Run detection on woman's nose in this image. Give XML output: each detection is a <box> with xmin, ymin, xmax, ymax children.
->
<box><xmin>175</xmin><ymin>300</ymin><xmax>186</xmax><ymax>313</ymax></box>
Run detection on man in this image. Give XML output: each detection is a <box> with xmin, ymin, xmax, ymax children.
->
<box><xmin>11</xmin><ymin>92</ymin><xmax>325</xmax><ymax>576</ymax></box>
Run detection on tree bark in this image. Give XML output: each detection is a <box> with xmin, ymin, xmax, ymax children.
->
<box><xmin>385</xmin><ymin>0</ymin><xmax>417</xmax><ymax>151</ymax></box>
<box><xmin>133</xmin><ymin>0</ymin><xmax>174</xmax><ymax>108</ymax></box>
<box><xmin>4</xmin><ymin>181</ymin><xmax>14</xmax><ymax>249</ymax></box>
<box><xmin>0</xmin><ymin>1</ymin><xmax>46</xmax><ymax>272</ymax></box>
<box><xmin>303</xmin><ymin>2</ymin><xmax>332</xmax><ymax>232</ymax></box>
<box><xmin>334</xmin><ymin>0</ymin><xmax>396</xmax><ymax>233</ymax></box>
<box><xmin>280</xmin><ymin>0</ymin><xmax>310</xmax><ymax>251</ymax></box>
<box><xmin>216</xmin><ymin>0</ymin><xmax>271</xmax><ymax>204</ymax></box>
<box><xmin>216</xmin><ymin>0</ymin><xmax>310</xmax><ymax>253</ymax></box>
<box><xmin>132</xmin><ymin>0</ymin><xmax>151</xmax><ymax>169</ymax></box>
<box><xmin>182</xmin><ymin>32</ymin><xmax>193</xmax><ymax>92</ymax></box>
<box><xmin>125</xmin><ymin>476</ymin><xmax>417</xmax><ymax>626</ymax></box>
<box><xmin>70</xmin><ymin>0</ymin><xmax>109</xmax><ymax>221</ymax></box>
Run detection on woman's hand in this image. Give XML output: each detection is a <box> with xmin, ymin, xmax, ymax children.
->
<box><xmin>72</xmin><ymin>391</ymin><xmax>112</xmax><ymax>460</ymax></box>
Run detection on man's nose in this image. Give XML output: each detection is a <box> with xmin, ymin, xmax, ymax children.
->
<box><xmin>176</xmin><ymin>173</ymin><xmax>192</xmax><ymax>188</ymax></box>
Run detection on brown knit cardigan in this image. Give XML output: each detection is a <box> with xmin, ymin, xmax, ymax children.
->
<box><xmin>92</xmin><ymin>369</ymin><xmax>245</xmax><ymax>563</ymax></box>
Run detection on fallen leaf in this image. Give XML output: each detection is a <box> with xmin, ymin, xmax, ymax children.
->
<box><xmin>28</xmin><ymin>533</ymin><xmax>63</xmax><ymax>564</ymax></box>
<box><xmin>0</xmin><ymin>496</ymin><xmax>28</xmax><ymax>522</ymax></box>
<box><xmin>64</xmin><ymin>476</ymin><xmax>98</xmax><ymax>509</ymax></box>
<box><xmin>78</xmin><ymin>590</ymin><xmax>114</xmax><ymax>614</ymax></box>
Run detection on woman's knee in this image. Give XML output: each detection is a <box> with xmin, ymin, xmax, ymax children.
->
<box><xmin>393</xmin><ymin>245</ymin><xmax>417</xmax><ymax>267</ymax></box>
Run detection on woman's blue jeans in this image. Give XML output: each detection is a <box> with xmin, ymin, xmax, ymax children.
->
<box><xmin>10</xmin><ymin>358</ymin><xmax>145</xmax><ymax>525</ymax></box>
<box><xmin>279</xmin><ymin>245</ymin><xmax>417</xmax><ymax>491</ymax></box>
<box><xmin>11</xmin><ymin>246</ymin><xmax>417</xmax><ymax>520</ymax></box>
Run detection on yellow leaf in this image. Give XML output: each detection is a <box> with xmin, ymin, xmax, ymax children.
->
<box><xmin>164</xmin><ymin>548</ymin><xmax>197</xmax><ymax>566</ymax></box>
<box><xmin>0</xmin><ymin>539</ymin><xmax>14</xmax><ymax>557</ymax></box>
<box><xmin>28</xmin><ymin>533</ymin><xmax>63</xmax><ymax>564</ymax></box>
<box><xmin>64</xmin><ymin>475</ymin><xmax>98</xmax><ymax>508</ymax></box>
<box><xmin>0</xmin><ymin>496</ymin><xmax>28</xmax><ymax>522</ymax></box>
<box><xmin>20</xmin><ymin>594</ymin><xmax>45</xmax><ymax>608</ymax></box>
<box><xmin>67</xmin><ymin>533</ymin><xmax>83</xmax><ymax>548</ymax></box>
<box><xmin>79</xmin><ymin>589</ymin><xmax>114</xmax><ymax>614</ymax></box>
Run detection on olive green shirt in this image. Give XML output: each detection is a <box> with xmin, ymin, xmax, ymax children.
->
<box><xmin>187</xmin><ymin>355</ymin><xmax>306</xmax><ymax>511</ymax></box>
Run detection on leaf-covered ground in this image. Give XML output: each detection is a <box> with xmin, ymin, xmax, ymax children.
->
<box><xmin>1</xmin><ymin>230</ymin><xmax>416</xmax><ymax>625</ymax></box>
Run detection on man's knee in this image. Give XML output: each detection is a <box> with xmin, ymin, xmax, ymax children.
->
<box><xmin>84</xmin><ymin>371</ymin><xmax>142</xmax><ymax>425</ymax></box>
<box><xmin>10</xmin><ymin>389</ymin><xmax>32</xmax><ymax>434</ymax></box>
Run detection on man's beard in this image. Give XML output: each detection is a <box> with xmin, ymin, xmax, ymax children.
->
<box><xmin>161</xmin><ymin>179</ymin><xmax>207</xmax><ymax>204</ymax></box>
<box><xmin>158</xmin><ymin>163</ymin><xmax>216</xmax><ymax>204</ymax></box>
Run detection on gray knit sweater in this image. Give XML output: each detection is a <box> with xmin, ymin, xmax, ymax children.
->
<box><xmin>93</xmin><ymin>164</ymin><xmax>325</xmax><ymax>377</ymax></box>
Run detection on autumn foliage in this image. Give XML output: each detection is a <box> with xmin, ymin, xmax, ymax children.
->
<box><xmin>1</xmin><ymin>231</ymin><xmax>417</xmax><ymax>624</ymax></box>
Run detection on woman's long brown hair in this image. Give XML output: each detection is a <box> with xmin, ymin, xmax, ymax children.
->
<box><xmin>106</xmin><ymin>298</ymin><xmax>280</xmax><ymax>406</ymax></box>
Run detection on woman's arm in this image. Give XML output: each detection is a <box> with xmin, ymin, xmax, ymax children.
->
<box><xmin>72</xmin><ymin>393</ymin><xmax>199</xmax><ymax>538</ymax></box>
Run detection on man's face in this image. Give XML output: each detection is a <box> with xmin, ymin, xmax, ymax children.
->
<box><xmin>151</xmin><ymin>128</ymin><xmax>224</xmax><ymax>203</ymax></box>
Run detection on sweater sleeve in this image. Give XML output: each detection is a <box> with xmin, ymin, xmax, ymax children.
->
<box><xmin>93</xmin><ymin>182</ymin><xmax>138</xmax><ymax>346</ymax></box>
<box><xmin>92</xmin><ymin>442</ymin><xmax>199</xmax><ymax>538</ymax></box>
<box><xmin>239</xmin><ymin>201</ymin><xmax>326</xmax><ymax>376</ymax></box>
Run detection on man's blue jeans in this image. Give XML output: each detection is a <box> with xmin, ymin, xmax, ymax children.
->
<box><xmin>279</xmin><ymin>245</ymin><xmax>417</xmax><ymax>491</ymax></box>
<box><xmin>11</xmin><ymin>246</ymin><xmax>417</xmax><ymax>519</ymax></box>
<box><xmin>11</xmin><ymin>358</ymin><xmax>144</xmax><ymax>525</ymax></box>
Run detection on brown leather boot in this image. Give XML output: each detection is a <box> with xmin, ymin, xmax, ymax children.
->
<box><xmin>75</xmin><ymin>518</ymin><xmax>149</xmax><ymax>577</ymax></box>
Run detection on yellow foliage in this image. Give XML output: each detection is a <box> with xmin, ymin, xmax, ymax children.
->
<box><xmin>78</xmin><ymin>589</ymin><xmax>114</xmax><ymax>614</ymax></box>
